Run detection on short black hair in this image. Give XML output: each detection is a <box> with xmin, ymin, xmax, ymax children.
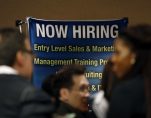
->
<box><xmin>42</xmin><ymin>74</ymin><xmax>57</xmax><ymax>97</ymax></box>
<box><xmin>0</xmin><ymin>28</ymin><xmax>26</xmax><ymax>66</ymax></box>
<box><xmin>53</xmin><ymin>64</ymin><xmax>86</xmax><ymax>97</ymax></box>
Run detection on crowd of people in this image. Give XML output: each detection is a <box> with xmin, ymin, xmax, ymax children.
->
<box><xmin>0</xmin><ymin>24</ymin><xmax>151</xmax><ymax>118</ymax></box>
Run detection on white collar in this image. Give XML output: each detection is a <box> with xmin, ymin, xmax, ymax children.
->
<box><xmin>0</xmin><ymin>65</ymin><xmax>18</xmax><ymax>75</ymax></box>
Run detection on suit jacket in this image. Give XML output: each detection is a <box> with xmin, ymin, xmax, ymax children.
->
<box><xmin>107</xmin><ymin>75</ymin><xmax>146</xmax><ymax>118</ymax></box>
<box><xmin>0</xmin><ymin>74</ymin><xmax>54</xmax><ymax>118</ymax></box>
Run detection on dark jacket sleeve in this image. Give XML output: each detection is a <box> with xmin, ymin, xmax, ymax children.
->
<box><xmin>107</xmin><ymin>85</ymin><xmax>134</xmax><ymax>118</ymax></box>
<box><xmin>107</xmin><ymin>77</ymin><xmax>145</xmax><ymax>118</ymax></box>
<box><xmin>19</xmin><ymin>86</ymin><xmax>54</xmax><ymax>118</ymax></box>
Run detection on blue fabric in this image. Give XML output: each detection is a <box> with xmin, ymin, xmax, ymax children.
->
<box><xmin>27</xmin><ymin>17</ymin><xmax>128</xmax><ymax>93</ymax></box>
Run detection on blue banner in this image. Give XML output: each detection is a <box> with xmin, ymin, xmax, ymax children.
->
<box><xmin>27</xmin><ymin>17</ymin><xmax>128</xmax><ymax>93</ymax></box>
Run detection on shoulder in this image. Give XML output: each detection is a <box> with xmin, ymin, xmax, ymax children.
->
<box><xmin>108</xmin><ymin>76</ymin><xmax>146</xmax><ymax>118</ymax></box>
<box><xmin>110</xmin><ymin>75</ymin><xmax>145</xmax><ymax>107</ymax></box>
<box><xmin>0</xmin><ymin>74</ymin><xmax>33</xmax><ymax>86</ymax></box>
<box><xmin>0</xmin><ymin>74</ymin><xmax>34</xmax><ymax>95</ymax></box>
<box><xmin>1</xmin><ymin>74</ymin><xmax>50</xmax><ymax>102</ymax></box>
<box><xmin>113</xmin><ymin>75</ymin><xmax>144</xmax><ymax>95</ymax></box>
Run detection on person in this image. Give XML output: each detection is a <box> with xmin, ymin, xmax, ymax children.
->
<box><xmin>52</xmin><ymin>64</ymin><xmax>90</xmax><ymax>118</ymax></box>
<box><xmin>107</xmin><ymin>24</ymin><xmax>151</xmax><ymax>118</ymax></box>
<box><xmin>0</xmin><ymin>28</ymin><xmax>54</xmax><ymax>118</ymax></box>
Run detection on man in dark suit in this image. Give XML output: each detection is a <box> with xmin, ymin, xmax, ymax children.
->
<box><xmin>0</xmin><ymin>28</ymin><xmax>54</xmax><ymax>118</ymax></box>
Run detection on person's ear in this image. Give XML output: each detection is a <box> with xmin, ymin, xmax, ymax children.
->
<box><xmin>130</xmin><ymin>53</ymin><xmax>136</xmax><ymax>65</ymax></box>
<box><xmin>15</xmin><ymin>51</ymin><xmax>24</xmax><ymax>66</ymax></box>
<box><xmin>60</xmin><ymin>88</ymin><xmax>69</xmax><ymax>101</ymax></box>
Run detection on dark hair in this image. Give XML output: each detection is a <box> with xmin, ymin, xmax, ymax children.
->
<box><xmin>101</xmin><ymin>59</ymin><xmax>118</xmax><ymax>101</ymax></box>
<box><xmin>119</xmin><ymin>24</ymin><xmax>151</xmax><ymax>50</ymax></box>
<box><xmin>119</xmin><ymin>24</ymin><xmax>151</xmax><ymax>118</ymax></box>
<box><xmin>118</xmin><ymin>24</ymin><xmax>151</xmax><ymax>77</ymax></box>
<box><xmin>0</xmin><ymin>28</ymin><xmax>26</xmax><ymax>66</ymax></box>
<box><xmin>42</xmin><ymin>74</ymin><xmax>56</xmax><ymax>97</ymax></box>
<box><xmin>53</xmin><ymin>64</ymin><xmax>86</xmax><ymax>97</ymax></box>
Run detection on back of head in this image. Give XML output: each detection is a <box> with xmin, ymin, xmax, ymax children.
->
<box><xmin>0</xmin><ymin>28</ymin><xmax>26</xmax><ymax>66</ymax></box>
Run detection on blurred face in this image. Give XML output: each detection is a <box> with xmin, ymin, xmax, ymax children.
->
<box><xmin>22</xmin><ymin>39</ymin><xmax>33</xmax><ymax>79</ymax></box>
<box><xmin>111</xmin><ymin>38</ymin><xmax>136</xmax><ymax>79</ymax></box>
<box><xmin>66</xmin><ymin>75</ymin><xmax>90</xmax><ymax>112</ymax></box>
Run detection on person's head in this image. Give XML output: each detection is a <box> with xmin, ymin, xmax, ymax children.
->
<box><xmin>0</xmin><ymin>28</ymin><xmax>33</xmax><ymax>79</ymax></box>
<box><xmin>111</xmin><ymin>24</ymin><xmax>151</xmax><ymax>79</ymax></box>
<box><xmin>54</xmin><ymin>64</ymin><xmax>89</xmax><ymax>112</ymax></box>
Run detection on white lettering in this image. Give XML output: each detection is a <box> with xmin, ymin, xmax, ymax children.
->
<box><xmin>36</xmin><ymin>24</ymin><xmax>45</xmax><ymax>37</ymax></box>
